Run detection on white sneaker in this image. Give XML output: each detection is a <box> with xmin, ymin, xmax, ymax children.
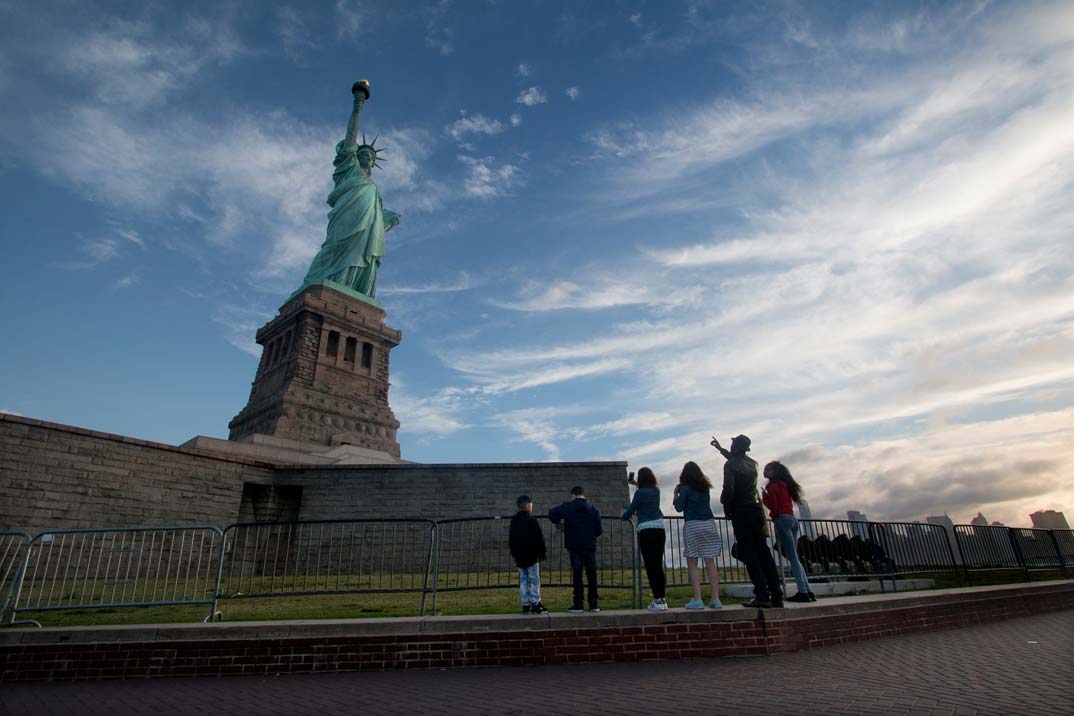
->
<box><xmin>647</xmin><ymin>600</ymin><xmax>668</xmax><ymax>611</ymax></box>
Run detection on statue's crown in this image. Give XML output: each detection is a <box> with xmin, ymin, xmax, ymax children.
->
<box><xmin>357</xmin><ymin>134</ymin><xmax>386</xmax><ymax>169</ymax></box>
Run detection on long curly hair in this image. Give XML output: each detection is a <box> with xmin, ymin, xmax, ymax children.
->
<box><xmin>679</xmin><ymin>461</ymin><xmax>713</xmax><ymax>492</ymax></box>
<box><xmin>764</xmin><ymin>461</ymin><xmax>804</xmax><ymax>504</ymax></box>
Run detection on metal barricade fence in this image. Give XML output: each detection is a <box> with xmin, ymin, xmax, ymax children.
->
<box><xmin>215</xmin><ymin>519</ymin><xmax>437</xmax><ymax>617</ymax></box>
<box><xmin>430</xmin><ymin>516</ymin><xmax>637</xmax><ymax>612</ymax></box>
<box><xmin>783</xmin><ymin>519</ymin><xmax>898</xmax><ymax>588</ymax></box>
<box><xmin>1</xmin><ymin>531</ymin><xmax>32</xmax><ymax>625</ymax></box>
<box><xmin>1052</xmin><ymin>530</ymin><xmax>1074</xmax><ymax>573</ymax></box>
<box><xmin>866</xmin><ymin>521</ymin><xmax>960</xmax><ymax>588</ymax></box>
<box><xmin>11</xmin><ymin>526</ymin><xmax>223</xmax><ymax>624</ymax></box>
<box><xmin>953</xmin><ymin>524</ymin><xmax>1069</xmax><ymax>583</ymax></box>
<box><xmin>954</xmin><ymin>524</ymin><xmax>1019</xmax><ymax>577</ymax></box>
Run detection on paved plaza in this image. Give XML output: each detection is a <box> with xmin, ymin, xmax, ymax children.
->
<box><xmin>2</xmin><ymin>610</ymin><xmax>1072</xmax><ymax>716</ymax></box>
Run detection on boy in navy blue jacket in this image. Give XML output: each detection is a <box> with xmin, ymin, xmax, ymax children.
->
<box><xmin>549</xmin><ymin>486</ymin><xmax>603</xmax><ymax>613</ymax></box>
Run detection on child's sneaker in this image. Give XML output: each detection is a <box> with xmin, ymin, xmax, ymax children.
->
<box><xmin>522</xmin><ymin>605</ymin><xmax>531</xmax><ymax>614</ymax></box>
<box><xmin>589</xmin><ymin>604</ymin><xmax>600</xmax><ymax>612</ymax></box>
<box><xmin>647</xmin><ymin>600</ymin><xmax>668</xmax><ymax>611</ymax></box>
<box><xmin>684</xmin><ymin>599</ymin><xmax>705</xmax><ymax>609</ymax></box>
<box><xmin>531</xmin><ymin>602</ymin><xmax>548</xmax><ymax>614</ymax></box>
<box><xmin>708</xmin><ymin>599</ymin><xmax>723</xmax><ymax>609</ymax></box>
<box><xmin>567</xmin><ymin>605</ymin><xmax>585</xmax><ymax>613</ymax></box>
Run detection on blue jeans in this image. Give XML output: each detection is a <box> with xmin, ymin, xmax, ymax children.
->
<box><xmin>774</xmin><ymin>514</ymin><xmax>811</xmax><ymax>594</ymax></box>
<box><xmin>518</xmin><ymin>564</ymin><xmax>541</xmax><ymax>605</ymax></box>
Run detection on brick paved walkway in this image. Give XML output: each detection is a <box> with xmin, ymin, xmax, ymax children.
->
<box><xmin>2</xmin><ymin>611</ymin><xmax>1072</xmax><ymax>716</ymax></box>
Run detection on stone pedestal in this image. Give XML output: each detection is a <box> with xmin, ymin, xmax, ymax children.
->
<box><xmin>228</xmin><ymin>283</ymin><xmax>402</xmax><ymax>458</ymax></box>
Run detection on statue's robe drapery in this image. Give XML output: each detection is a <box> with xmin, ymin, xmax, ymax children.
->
<box><xmin>300</xmin><ymin>141</ymin><xmax>400</xmax><ymax>298</ymax></box>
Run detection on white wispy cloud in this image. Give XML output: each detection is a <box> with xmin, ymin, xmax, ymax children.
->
<box><xmin>277</xmin><ymin>6</ymin><xmax>317</xmax><ymax>63</ymax></box>
<box><xmin>392</xmin><ymin>378</ymin><xmax>471</xmax><ymax>438</ymax></box>
<box><xmin>459</xmin><ymin>155</ymin><xmax>522</xmax><ymax>199</ymax></box>
<box><xmin>447</xmin><ymin>113</ymin><xmax>504</xmax><ymax>143</ymax></box>
<box><xmin>334</xmin><ymin>0</ymin><xmax>362</xmax><ymax>37</ymax></box>
<box><xmin>113</xmin><ymin>274</ymin><xmax>138</xmax><ymax>290</ymax></box>
<box><xmin>516</xmin><ymin>62</ymin><xmax>531</xmax><ymax>77</ymax></box>
<box><xmin>515</xmin><ymin>87</ymin><xmax>547</xmax><ymax>106</ymax></box>
<box><xmin>509</xmin><ymin>113</ymin><xmax>522</xmax><ymax>127</ymax></box>
<box><xmin>62</xmin><ymin>17</ymin><xmax>242</xmax><ymax>108</ymax></box>
<box><xmin>565</xmin><ymin>86</ymin><xmax>580</xmax><ymax>101</ymax></box>
<box><xmin>379</xmin><ymin>273</ymin><xmax>476</xmax><ymax>295</ymax></box>
<box><xmin>115</xmin><ymin>228</ymin><xmax>145</xmax><ymax>248</ymax></box>
<box><xmin>424</xmin><ymin>0</ymin><xmax>454</xmax><ymax>55</ymax></box>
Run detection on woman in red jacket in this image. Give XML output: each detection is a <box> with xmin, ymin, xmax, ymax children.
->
<box><xmin>762</xmin><ymin>461</ymin><xmax>815</xmax><ymax>603</ymax></box>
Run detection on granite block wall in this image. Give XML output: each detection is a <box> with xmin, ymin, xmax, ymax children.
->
<box><xmin>0</xmin><ymin>414</ymin><xmax>629</xmax><ymax>535</ymax></box>
<box><xmin>0</xmin><ymin>415</ymin><xmax>274</xmax><ymax>535</ymax></box>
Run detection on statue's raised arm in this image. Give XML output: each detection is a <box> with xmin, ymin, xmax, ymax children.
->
<box><xmin>294</xmin><ymin>79</ymin><xmax>399</xmax><ymax>303</ymax></box>
<box><xmin>343</xmin><ymin>80</ymin><xmax>371</xmax><ymax>151</ymax></box>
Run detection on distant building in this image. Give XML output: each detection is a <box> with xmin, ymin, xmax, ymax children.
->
<box><xmin>1030</xmin><ymin>510</ymin><xmax>1070</xmax><ymax>530</ymax></box>
<box><xmin>926</xmin><ymin>513</ymin><xmax>961</xmax><ymax>562</ymax></box>
<box><xmin>990</xmin><ymin>520</ymin><xmax>1004</xmax><ymax>527</ymax></box>
<box><xmin>846</xmin><ymin>510</ymin><xmax>869</xmax><ymax>539</ymax></box>
<box><xmin>798</xmin><ymin>499</ymin><xmax>816</xmax><ymax>538</ymax></box>
<box><xmin>970</xmin><ymin>512</ymin><xmax>989</xmax><ymax>526</ymax></box>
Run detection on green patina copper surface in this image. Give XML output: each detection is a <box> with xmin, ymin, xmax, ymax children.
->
<box><xmin>295</xmin><ymin>81</ymin><xmax>399</xmax><ymax>301</ymax></box>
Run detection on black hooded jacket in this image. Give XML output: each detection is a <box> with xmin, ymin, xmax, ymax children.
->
<box><xmin>509</xmin><ymin>511</ymin><xmax>547</xmax><ymax>568</ymax></box>
<box><xmin>548</xmin><ymin>498</ymin><xmax>603</xmax><ymax>552</ymax></box>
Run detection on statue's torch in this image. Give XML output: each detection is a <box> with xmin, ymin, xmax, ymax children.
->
<box><xmin>352</xmin><ymin>79</ymin><xmax>371</xmax><ymax>100</ymax></box>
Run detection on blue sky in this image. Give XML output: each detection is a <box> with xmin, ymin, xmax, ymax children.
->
<box><xmin>2</xmin><ymin>1</ymin><xmax>1073</xmax><ymax>527</ymax></box>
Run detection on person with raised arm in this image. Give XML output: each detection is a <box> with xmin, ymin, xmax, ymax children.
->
<box><xmin>714</xmin><ymin>435</ymin><xmax>784</xmax><ymax>608</ymax></box>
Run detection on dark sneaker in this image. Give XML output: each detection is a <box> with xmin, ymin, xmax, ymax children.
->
<box><xmin>771</xmin><ymin>599</ymin><xmax>785</xmax><ymax>608</ymax></box>
<box><xmin>522</xmin><ymin>605</ymin><xmax>531</xmax><ymax>614</ymax></box>
<box><xmin>787</xmin><ymin>593</ymin><xmax>812</xmax><ymax>603</ymax></box>
<box><xmin>531</xmin><ymin>603</ymin><xmax>549</xmax><ymax>614</ymax></box>
<box><xmin>567</xmin><ymin>605</ymin><xmax>584</xmax><ymax>614</ymax></box>
<box><xmin>742</xmin><ymin>599</ymin><xmax>773</xmax><ymax>608</ymax></box>
<box><xmin>589</xmin><ymin>605</ymin><xmax>600</xmax><ymax>612</ymax></box>
<box><xmin>809</xmin><ymin>592</ymin><xmax>817</xmax><ymax>602</ymax></box>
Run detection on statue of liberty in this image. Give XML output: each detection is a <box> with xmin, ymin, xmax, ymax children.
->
<box><xmin>297</xmin><ymin>80</ymin><xmax>399</xmax><ymax>301</ymax></box>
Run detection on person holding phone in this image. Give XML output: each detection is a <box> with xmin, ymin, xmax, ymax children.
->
<box><xmin>623</xmin><ymin>467</ymin><xmax>668</xmax><ymax>610</ymax></box>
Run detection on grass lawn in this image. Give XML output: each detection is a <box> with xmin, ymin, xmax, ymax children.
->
<box><xmin>8</xmin><ymin>568</ymin><xmax>1065</xmax><ymax>628</ymax></box>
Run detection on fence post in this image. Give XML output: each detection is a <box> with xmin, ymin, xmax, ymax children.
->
<box><xmin>203</xmin><ymin>527</ymin><xmax>225</xmax><ymax>623</ymax></box>
<box><xmin>1046</xmin><ymin>530</ymin><xmax>1068</xmax><ymax>579</ymax></box>
<box><xmin>955</xmin><ymin>528</ymin><xmax>975</xmax><ymax>586</ymax></box>
<box><xmin>627</xmin><ymin>525</ymin><xmax>635</xmax><ymax>609</ymax></box>
<box><xmin>1</xmin><ymin>532</ymin><xmax>35</xmax><ymax>627</ymax></box>
<box><xmin>770</xmin><ymin>518</ymin><xmax>790</xmax><ymax>597</ymax></box>
<box><xmin>430</xmin><ymin>521</ymin><xmax>442</xmax><ymax>615</ymax></box>
<box><xmin>1007</xmin><ymin>529</ymin><xmax>1030</xmax><ymax>582</ymax></box>
<box><xmin>942</xmin><ymin>525</ymin><xmax>963</xmax><ymax>588</ymax></box>
<box><xmin>420</xmin><ymin>521</ymin><xmax>436</xmax><ymax>616</ymax></box>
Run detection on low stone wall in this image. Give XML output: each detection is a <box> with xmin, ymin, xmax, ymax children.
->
<box><xmin>0</xmin><ymin>414</ymin><xmax>629</xmax><ymax>534</ymax></box>
<box><xmin>276</xmin><ymin>462</ymin><xmax>628</xmax><ymax>521</ymax></box>
<box><xmin>2</xmin><ymin>582</ymin><xmax>1071</xmax><ymax>682</ymax></box>
<box><xmin>0</xmin><ymin>414</ymin><xmax>273</xmax><ymax>535</ymax></box>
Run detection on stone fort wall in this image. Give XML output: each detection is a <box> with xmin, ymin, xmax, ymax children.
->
<box><xmin>0</xmin><ymin>414</ymin><xmax>628</xmax><ymax>535</ymax></box>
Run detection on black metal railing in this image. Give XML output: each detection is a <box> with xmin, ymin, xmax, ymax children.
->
<box><xmin>2</xmin><ymin>518</ymin><xmax>1071</xmax><ymax>625</ymax></box>
<box><xmin>954</xmin><ymin>524</ymin><xmax>1071</xmax><ymax>583</ymax></box>
<box><xmin>214</xmin><ymin>519</ymin><xmax>437</xmax><ymax>618</ymax></box>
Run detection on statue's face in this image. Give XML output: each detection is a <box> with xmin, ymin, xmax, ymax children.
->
<box><xmin>357</xmin><ymin>150</ymin><xmax>375</xmax><ymax>172</ymax></box>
